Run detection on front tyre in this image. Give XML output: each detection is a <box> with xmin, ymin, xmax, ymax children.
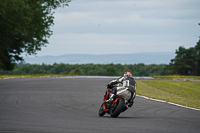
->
<box><xmin>110</xmin><ymin>98</ymin><xmax>125</xmax><ymax>118</ymax></box>
<box><xmin>99</xmin><ymin>104</ymin><xmax>106</xmax><ymax>117</ymax></box>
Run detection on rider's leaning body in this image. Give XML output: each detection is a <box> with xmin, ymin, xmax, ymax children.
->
<box><xmin>106</xmin><ymin>71</ymin><xmax>136</xmax><ymax>109</ymax></box>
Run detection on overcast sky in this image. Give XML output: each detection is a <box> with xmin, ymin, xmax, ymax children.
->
<box><xmin>31</xmin><ymin>0</ymin><xmax>200</xmax><ymax>56</ymax></box>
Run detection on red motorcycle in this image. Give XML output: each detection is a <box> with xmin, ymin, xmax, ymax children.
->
<box><xmin>99</xmin><ymin>85</ymin><xmax>133</xmax><ymax>117</ymax></box>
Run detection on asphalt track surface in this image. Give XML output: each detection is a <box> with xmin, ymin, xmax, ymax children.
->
<box><xmin>0</xmin><ymin>77</ymin><xmax>200</xmax><ymax>133</ymax></box>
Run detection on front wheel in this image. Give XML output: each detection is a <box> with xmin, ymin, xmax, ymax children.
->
<box><xmin>99</xmin><ymin>104</ymin><xmax>106</xmax><ymax>117</ymax></box>
<box><xmin>110</xmin><ymin>98</ymin><xmax>125</xmax><ymax>118</ymax></box>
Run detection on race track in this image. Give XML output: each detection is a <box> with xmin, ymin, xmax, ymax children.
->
<box><xmin>0</xmin><ymin>77</ymin><xmax>200</xmax><ymax>133</ymax></box>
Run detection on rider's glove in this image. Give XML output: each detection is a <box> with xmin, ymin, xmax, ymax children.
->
<box><xmin>107</xmin><ymin>83</ymin><xmax>112</xmax><ymax>88</ymax></box>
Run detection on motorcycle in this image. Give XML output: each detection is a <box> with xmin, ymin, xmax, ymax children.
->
<box><xmin>98</xmin><ymin>82</ymin><xmax>135</xmax><ymax>118</ymax></box>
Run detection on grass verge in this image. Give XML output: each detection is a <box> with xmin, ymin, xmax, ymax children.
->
<box><xmin>153</xmin><ymin>75</ymin><xmax>200</xmax><ymax>80</ymax></box>
<box><xmin>136</xmin><ymin>80</ymin><xmax>200</xmax><ymax>109</ymax></box>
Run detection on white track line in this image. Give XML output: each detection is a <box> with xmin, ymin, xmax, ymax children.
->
<box><xmin>137</xmin><ymin>95</ymin><xmax>200</xmax><ymax>111</ymax></box>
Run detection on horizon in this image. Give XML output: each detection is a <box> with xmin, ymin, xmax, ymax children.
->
<box><xmin>23</xmin><ymin>52</ymin><xmax>175</xmax><ymax>65</ymax></box>
<box><xmin>23</xmin><ymin>51</ymin><xmax>176</xmax><ymax>58</ymax></box>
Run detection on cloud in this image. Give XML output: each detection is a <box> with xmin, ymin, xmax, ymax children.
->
<box><xmin>53</xmin><ymin>0</ymin><xmax>199</xmax><ymax>34</ymax></box>
<box><xmin>31</xmin><ymin>0</ymin><xmax>200</xmax><ymax>56</ymax></box>
<box><xmin>35</xmin><ymin>33</ymin><xmax>197</xmax><ymax>56</ymax></box>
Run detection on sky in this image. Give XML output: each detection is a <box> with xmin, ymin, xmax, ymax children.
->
<box><xmin>29</xmin><ymin>0</ymin><xmax>200</xmax><ymax>57</ymax></box>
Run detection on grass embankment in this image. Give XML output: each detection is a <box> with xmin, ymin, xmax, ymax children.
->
<box><xmin>136</xmin><ymin>80</ymin><xmax>200</xmax><ymax>109</ymax></box>
<box><xmin>153</xmin><ymin>75</ymin><xmax>200</xmax><ymax>80</ymax></box>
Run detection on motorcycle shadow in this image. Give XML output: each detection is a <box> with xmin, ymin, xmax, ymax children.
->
<box><xmin>100</xmin><ymin>116</ymin><xmax>144</xmax><ymax>119</ymax></box>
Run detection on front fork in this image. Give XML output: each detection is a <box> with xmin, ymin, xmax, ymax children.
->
<box><xmin>103</xmin><ymin>97</ymin><xmax>119</xmax><ymax>113</ymax></box>
<box><xmin>103</xmin><ymin>103</ymin><xmax>109</xmax><ymax>113</ymax></box>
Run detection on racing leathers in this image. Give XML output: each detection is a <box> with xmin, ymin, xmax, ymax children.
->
<box><xmin>106</xmin><ymin>76</ymin><xmax>136</xmax><ymax>109</ymax></box>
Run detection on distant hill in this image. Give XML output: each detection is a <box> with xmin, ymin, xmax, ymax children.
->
<box><xmin>23</xmin><ymin>52</ymin><xmax>175</xmax><ymax>65</ymax></box>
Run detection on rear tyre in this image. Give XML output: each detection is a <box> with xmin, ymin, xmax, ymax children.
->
<box><xmin>99</xmin><ymin>104</ymin><xmax>106</xmax><ymax>117</ymax></box>
<box><xmin>110</xmin><ymin>98</ymin><xmax>125</xmax><ymax>118</ymax></box>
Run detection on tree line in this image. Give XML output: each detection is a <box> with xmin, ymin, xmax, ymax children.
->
<box><xmin>12</xmin><ymin>63</ymin><xmax>167</xmax><ymax>76</ymax></box>
<box><xmin>12</xmin><ymin>34</ymin><xmax>200</xmax><ymax>76</ymax></box>
<box><xmin>168</xmin><ymin>32</ymin><xmax>200</xmax><ymax>76</ymax></box>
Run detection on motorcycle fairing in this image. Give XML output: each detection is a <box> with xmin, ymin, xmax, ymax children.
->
<box><xmin>103</xmin><ymin>89</ymin><xmax>109</xmax><ymax>101</ymax></box>
<box><xmin>113</xmin><ymin>98</ymin><xmax>119</xmax><ymax>104</ymax></box>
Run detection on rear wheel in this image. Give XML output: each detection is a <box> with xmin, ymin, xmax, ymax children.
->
<box><xmin>110</xmin><ymin>98</ymin><xmax>125</xmax><ymax>118</ymax></box>
<box><xmin>98</xmin><ymin>104</ymin><xmax>106</xmax><ymax>117</ymax></box>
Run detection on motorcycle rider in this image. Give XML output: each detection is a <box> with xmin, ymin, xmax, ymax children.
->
<box><xmin>106</xmin><ymin>71</ymin><xmax>136</xmax><ymax>109</ymax></box>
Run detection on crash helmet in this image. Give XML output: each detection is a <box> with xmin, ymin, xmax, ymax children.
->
<box><xmin>123</xmin><ymin>71</ymin><xmax>132</xmax><ymax>77</ymax></box>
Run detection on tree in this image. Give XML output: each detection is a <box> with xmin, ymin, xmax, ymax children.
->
<box><xmin>168</xmin><ymin>46</ymin><xmax>196</xmax><ymax>75</ymax></box>
<box><xmin>0</xmin><ymin>0</ymin><xmax>71</xmax><ymax>70</ymax></box>
<box><xmin>194</xmin><ymin>33</ymin><xmax>200</xmax><ymax>75</ymax></box>
<box><xmin>168</xmin><ymin>27</ymin><xmax>200</xmax><ymax>75</ymax></box>
<box><xmin>169</xmin><ymin>46</ymin><xmax>186</xmax><ymax>75</ymax></box>
<box><xmin>106</xmin><ymin>66</ymin><xmax>119</xmax><ymax>76</ymax></box>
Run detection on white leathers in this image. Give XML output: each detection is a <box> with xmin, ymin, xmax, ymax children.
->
<box><xmin>107</xmin><ymin>75</ymin><xmax>136</xmax><ymax>104</ymax></box>
<box><xmin>109</xmin><ymin>76</ymin><xmax>130</xmax><ymax>87</ymax></box>
<box><xmin>108</xmin><ymin>76</ymin><xmax>125</xmax><ymax>86</ymax></box>
<box><xmin>107</xmin><ymin>77</ymin><xmax>132</xmax><ymax>101</ymax></box>
<box><xmin>117</xmin><ymin>77</ymin><xmax>124</xmax><ymax>83</ymax></box>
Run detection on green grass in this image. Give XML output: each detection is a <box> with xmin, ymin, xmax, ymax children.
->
<box><xmin>136</xmin><ymin>80</ymin><xmax>200</xmax><ymax>109</ymax></box>
<box><xmin>153</xmin><ymin>75</ymin><xmax>200</xmax><ymax>80</ymax></box>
